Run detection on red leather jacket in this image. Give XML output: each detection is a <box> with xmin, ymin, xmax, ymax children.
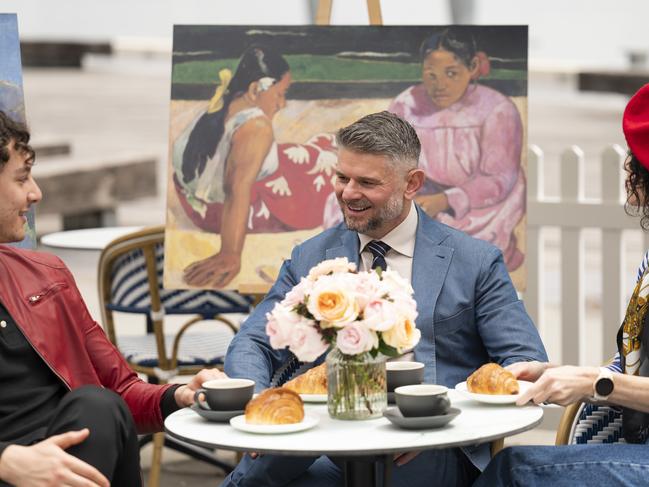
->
<box><xmin>0</xmin><ymin>245</ymin><xmax>172</xmax><ymax>433</ymax></box>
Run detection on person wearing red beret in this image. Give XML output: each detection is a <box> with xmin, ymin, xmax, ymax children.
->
<box><xmin>474</xmin><ymin>84</ymin><xmax>649</xmax><ymax>486</ymax></box>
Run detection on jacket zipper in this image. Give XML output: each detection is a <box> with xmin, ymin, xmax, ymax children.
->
<box><xmin>19</xmin><ymin>327</ymin><xmax>71</xmax><ymax>389</ymax></box>
<box><xmin>19</xmin><ymin>283</ymin><xmax>72</xmax><ymax>389</ymax></box>
<box><xmin>27</xmin><ymin>282</ymin><xmax>68</xmax><ymax>305</ymax></box>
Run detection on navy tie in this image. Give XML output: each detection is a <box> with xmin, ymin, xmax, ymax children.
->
<box><xmin>366</xmin><ymin>240</ymin><xmax>391</xmax><ymax>271</ymax></box>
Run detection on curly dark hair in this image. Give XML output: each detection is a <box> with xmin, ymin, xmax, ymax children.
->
<box><xmin>624</xmin><ymin>151</ymin><xmax>649</xmax><ymax>229</ymax></box>
<box><xmin>0</xmin><ymin>111</ymin><xmax>34</xmax><ymax>171</ymax></box>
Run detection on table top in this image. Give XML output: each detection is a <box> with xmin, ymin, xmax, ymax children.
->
<box><xmin>40</xmin><ymin>226</ymin><xmax>144</xmax><ymax>250</ymax></box>
<box><xmin>165</xmin><ymin>390</ymin><xmax>543</xmax><ymax>457</ymax></box>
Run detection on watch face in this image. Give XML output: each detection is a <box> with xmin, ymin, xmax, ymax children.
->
<box><xmin>596</xmin><ymin>377</ymin><xmax>614</xmax><ymax>396</ymax></box>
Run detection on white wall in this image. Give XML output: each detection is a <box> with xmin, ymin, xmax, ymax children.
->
<box><xmin>3</xmin><ymin>0</ymin><xmax>648</xmax><ymax>69</ymax></box>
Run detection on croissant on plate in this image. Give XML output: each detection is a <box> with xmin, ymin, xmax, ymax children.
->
<box><xmin>467</xmin><ymin>363</ymin><xmax>519</xmax><ymax>395</ymax></box>
<box><xmin>244</xmin><ymin>387</ymin><xmax>304</xmax><ymax>425</ymax></box>
<box><xmin>283</xmin><ymin>363</ymin><xmax>327</xmax><ymax>395</ymax></box>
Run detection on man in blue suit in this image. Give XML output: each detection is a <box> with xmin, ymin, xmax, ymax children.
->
<box><xmin>222</xmin><ymin>111</ymin><xmax>547</xmax><ymax>487</ymax></box>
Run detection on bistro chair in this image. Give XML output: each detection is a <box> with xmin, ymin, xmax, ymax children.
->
<box><xmin>555</xmin><ymin>402</ymin><xmax>624</xmax><ymax>445</ymax></box>
<box><xmin>97</xmin><ymin>225</ymin><xmax>254</xmax><ymax>486</ymax></box>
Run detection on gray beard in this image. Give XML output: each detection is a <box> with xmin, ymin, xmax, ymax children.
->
<box><xmin>342</xmin><ymin>195</ymin><xmax>403</xmax><ymax>234</ymax></box>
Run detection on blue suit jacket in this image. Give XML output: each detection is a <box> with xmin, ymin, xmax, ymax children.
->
<box><xmin>225</xmin><ymin>205</ymin><xmax>547</xmax><ymax>468</ymax></box>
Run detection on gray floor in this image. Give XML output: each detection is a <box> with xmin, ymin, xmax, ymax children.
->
<box><xmin>23</xmin><ymin>53</ymin><xmax>626</xmax><ymax>485</ymax></box>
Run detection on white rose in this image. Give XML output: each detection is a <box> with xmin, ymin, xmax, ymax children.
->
<box><xmin>307</xmin><ymin>257</ymin><xmax>356</xmax><ymax>281</ymax></box>
<box><xmin>361</xmin><ymin>299</ymin><xmax>400</xmax><ymax>332</ymax></box>
<box><xmin>379</xmin><ymin>268</ymin><xmax>414</xmax><ymax>297</ymax></box>
<box><xmin>352</xmin><ymin>271</ymin><xmax>383</xmax><ymax>310</ymax></box>
<box><xmin>336</xmin><ymin>323</ymin><xmax>379</xmax><ymax>355</ymax></box>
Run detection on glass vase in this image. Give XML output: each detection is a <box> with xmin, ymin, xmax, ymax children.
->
<box><xmin>326</xmin><ymin>348</ymin><xmax>387</xmax><ymax>420</ymax></box>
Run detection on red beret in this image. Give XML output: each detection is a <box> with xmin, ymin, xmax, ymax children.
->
<box><xmin>623</xmin><ymin>83</ymin><xmax>649</xmax><ymax>170</ymax></box>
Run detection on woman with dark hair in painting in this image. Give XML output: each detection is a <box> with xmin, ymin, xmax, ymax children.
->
<box><xmin>389</xmin><ymin>27</ymin><xmax>525</xmax><ymax>271</ymax></box>
<box><xmin>173</xmin><ymin>45</ymin><xmax>336</xmax><ymax>288</ymax></box>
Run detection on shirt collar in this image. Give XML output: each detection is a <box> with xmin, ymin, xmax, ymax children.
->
<box><xmin>358</xmin><ymin>202</ymin><xmax>418</xmax><ymax>258</ymax></box>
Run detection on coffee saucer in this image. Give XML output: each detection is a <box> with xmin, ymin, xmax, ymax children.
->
<box><xmin>191</xmin><ymin>403</ymin><xmax>244</xmax><ymax>422</ymax></box>
<box><xmin>383</xmin><ymin>407</ymin><xmax>461</xmax><ymax>430</ymax></box>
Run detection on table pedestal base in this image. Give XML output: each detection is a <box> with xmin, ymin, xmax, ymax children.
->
<box><xmin>340</xmin><ymin>455</ymin><xmax>392</xmax><ymax>487</ymax></box>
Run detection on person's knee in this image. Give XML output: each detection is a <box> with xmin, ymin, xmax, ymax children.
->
<box><xmin>61</xmin><ymin>385</ymin><xmax>134</xmax><ymax>430</ymax></box>
<box><xmin>67</xmin><ymin>385</ymin><xmax>128</xmax><ymax>413</ymax></box>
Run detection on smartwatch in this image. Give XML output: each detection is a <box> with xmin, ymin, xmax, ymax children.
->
<box><xmin>593</xmin><ymin>367</ymin><xmax>615</xmax><ymax>401</ymax></box>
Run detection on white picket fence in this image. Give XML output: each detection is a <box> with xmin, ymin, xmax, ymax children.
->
<box><xmin>523</xmin><ymin>143</ymin><xmax>649</xmax><ymax>366</ymax></box>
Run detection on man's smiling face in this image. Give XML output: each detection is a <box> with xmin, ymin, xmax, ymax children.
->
<box><xmin>0</xmin><ymin>140</ymin><xmax>41</xmax><ymax>243</ymax></box>
<box><xmin>334</xmin><ymin>148</ymin><xmax>409</xmax><ymax>239</ymax></box>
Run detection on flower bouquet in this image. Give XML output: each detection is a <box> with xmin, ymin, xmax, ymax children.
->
<box><xmin>266</xmin><ymin>257</ymin><xmax>420</xmax><ymax>419</ymax></box>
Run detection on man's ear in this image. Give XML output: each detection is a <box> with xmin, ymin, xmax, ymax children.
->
<box><xmin>404</xmin><ymin>168</ymin><xmax>425</xmax><ymax>200</ymax></box>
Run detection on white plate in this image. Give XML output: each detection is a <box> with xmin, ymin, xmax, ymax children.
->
<box><xmin>229</xmin><ymin>412</ymin><xmax>320</xmax><ymax>434</ymax></box>
<box><xmin>454</xmin><ymin>380</ymin><xmax>533</xmax><ymax>404</ymax></box>
<box><xmin>300</xmin><ymin>393</ymin><xmax>327</xmax><ymax>403</ymax></box>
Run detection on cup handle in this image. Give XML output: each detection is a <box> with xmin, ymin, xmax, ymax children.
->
<box><xmin>194</xmin><ymin>388</ymin><xmax>210</xmax><ymax>410</ymax></box>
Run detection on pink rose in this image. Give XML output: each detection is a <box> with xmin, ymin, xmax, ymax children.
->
<box><xmin>290</xmin><ymin>321</ymin><xmax>329</xmax><ymax>362</ymax></box>
<box><xmin>362</xmin><ymin>299</ymin><xmax>399</xmax><ymax>332</ymax></box>
<box><xmin>336</xmin><ymin>322</ymin><xmax>379</xmax><ymax>355</ymax></box>
<box><xmin>282</xmin><ymin>277</ymin><xmax>312</xmax><ymax>308</ymax></box>
<box><xmin>265</xmin><ymin>303</ymin><xmax>301</xmax><ymax>349</ymax></box>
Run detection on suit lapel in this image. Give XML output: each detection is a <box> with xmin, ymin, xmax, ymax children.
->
<box><xmin>326</xmin><ymin>229</ymin><xmax>361</xmax><ymax>267</ymax></box>
<box><xmin>411</xmin><ymin>206</ymin><xmax>453</xmax><ymax>384</ymax></box>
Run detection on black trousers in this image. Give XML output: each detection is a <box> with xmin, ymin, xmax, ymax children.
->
<box><xmin>1</xmin><ymin>385</ymin><xmax>142</xmax><ymax>487</ymax></box>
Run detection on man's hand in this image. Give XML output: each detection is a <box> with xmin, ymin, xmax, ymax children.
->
<box><xmin>0</xmin><ymin>429</ymin><xmax>109</xmax><ymax>487</ymax></box>
<box><xmin>516</xmin><ymin>365</ymin><xmax>599</xmax><ymax>407</ymax></box>
<box><xmin>505</xmin><ymin>361</ymin><xmax>552</xmax><ymax>382</ymax></box>
<box><xmin>183</xmin><ymin>252</ymin><xmax>241</xmax><ymax>288</ymax></box>
<box><xmin>175</xmin><ymin>368</ymin><xmax>228</xmax><ymax>407</ymax></box>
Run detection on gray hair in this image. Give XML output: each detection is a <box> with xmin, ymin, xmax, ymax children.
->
<box><xmin>336</xmin><ymin>111</ymin><xmax>420</xmax><ymax>171</ymax></box>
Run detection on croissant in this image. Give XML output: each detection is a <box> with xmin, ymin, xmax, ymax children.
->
<box><xmin>467</xmin><ymin>363</ymin><xmax>519</xmax><ymax>395</ymax></box>
<box><xmin>283</xmin><ymin>363</ymin><xmax>327</xmax><ymax>395</ymax></box>
<box><xmin>244</xmin><ymin>388</ymin><xmax>304</xmax><ymax>425</ymax></box>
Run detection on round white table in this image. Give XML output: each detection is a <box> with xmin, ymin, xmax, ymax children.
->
<box><xmin>165</xmin><ymin>390</ymin><xmax>543</xmax><ymax>487</ymax></box>
<box><xmin>40</xmin><ymin>226</ymin><xmax>143</xmax><ymax>250</ymax></box>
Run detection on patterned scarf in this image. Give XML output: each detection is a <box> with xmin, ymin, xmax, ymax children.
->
<box><xmin>618</xmin><ymin>260</ymin><xmax>649</xmax><ymax>442</ymax></box>
<box><xmin>621</xmin><ymin>264</ymin><xmax>649</xmax><ymax>375</ymax></box>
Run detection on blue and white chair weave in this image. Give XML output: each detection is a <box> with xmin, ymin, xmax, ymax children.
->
<box><xmin>98</xmin><ymin>226</ymin><xmax>254</xmax><ymax>377</ymax></box>
<box><xmin>566</xmin><ymin>403</ymin><xmax>625</xmax><ymax>444</ymax></box>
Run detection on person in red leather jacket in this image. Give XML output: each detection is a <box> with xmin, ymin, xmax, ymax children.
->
<box><xmin>0</xmin><ymin>111</ymin><xmax>226</xmax><ymax>487</ymax></box>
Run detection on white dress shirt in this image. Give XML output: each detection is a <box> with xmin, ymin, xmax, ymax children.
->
<box><xmin>358</xmin><ymin>202</ymin><xmax>418</xmax><ymax>283</ymax></box>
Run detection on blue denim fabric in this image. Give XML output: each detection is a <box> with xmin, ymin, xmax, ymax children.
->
<box><xmin>474</xmin><ymin>444</ymin><xmax>649</xmax><ymax>487</ymax></box>
<box><xmin>220</xmin><ymin>448</ymin><xmax>478</xmax><ymax>487</ymax></box>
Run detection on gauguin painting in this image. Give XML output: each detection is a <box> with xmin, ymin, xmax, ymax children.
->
<box><xmin>164</xmin><ymin>25</ymin><xmax>528</xmax><ymax>291</ymax></box>
<box><xmin>0</xmin><ymin>14</ymin><xmax>35</xmax><ymax>249</ymax></box>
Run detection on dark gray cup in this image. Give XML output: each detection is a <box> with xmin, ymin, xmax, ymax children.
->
<box><xmin>194</xmin><ymin>378</ymin><xmax>255</xmax><ymax>411</ymax></box>
<box><xmin>395</xmin><ymin>384</ymin><xmax>451</xmax><ymax>417</ymax></box>
<box><xmin>386</xmin><ymin>361</ymin><xmax>425</xmax><ymax>392</ymax></box>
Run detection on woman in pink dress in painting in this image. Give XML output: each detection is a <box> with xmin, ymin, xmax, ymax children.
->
<box><xmin>174</xmin><ymin>46</ymin><xmax>336</xmax><ymax>288</ymax></box>
<box><xmin>389</xmin><ymin>28</ymin><xmax>525</xmax><ymax>271</ymax></box>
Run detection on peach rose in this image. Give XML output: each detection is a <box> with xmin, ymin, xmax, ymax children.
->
<box><xmin>381</xmin><ymin>317</ymin><xmax>421</xmax><ymax>353</ymax></box>
<box><xmin>306</xmin><ymin>275</ymin><xmax>359</xmax><ymax>328</ymax></box>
